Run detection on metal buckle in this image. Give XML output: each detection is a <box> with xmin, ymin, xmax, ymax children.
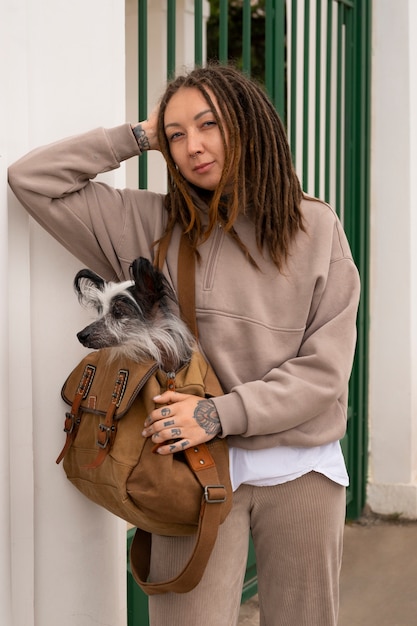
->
<box><xmin>97</xmin><ymin>423</ymin><xmax>115</xmax><ymax>449</ymax></box>
<box><xmin>64</xmin><ymin>412</ymin><xmax>80</xmax><ymax>434</ymax></box>
<box><xmin>204</xmin><ymin>485</ymin><xmax>227</xmax><ymax>504</ymax></box>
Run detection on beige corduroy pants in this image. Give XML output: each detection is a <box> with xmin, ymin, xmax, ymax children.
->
<box><xmin>149</xmin><ymin>471</ymin><xmax>346</xmax><ymax>626</ymax></box>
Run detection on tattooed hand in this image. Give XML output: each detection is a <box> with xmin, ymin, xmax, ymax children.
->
<box><xmin>193</xmin><ymin>399</ymin><xmax>222</xmax><ymax>437</ymax></box>
<box><xmin>141</xmin><ymin>392</ymin><xmax>222</xmax><ymax>455</ymax></box>
<box><xmin>131</xmin><ymin>106</ymin><xmax>160</xmax><ymax>151</ymax></box>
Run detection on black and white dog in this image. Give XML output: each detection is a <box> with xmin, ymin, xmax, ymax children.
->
<box><xmin>74</xmin><ymin>257</ymin><xmax>194</xmax><ymax>372</ymax></box>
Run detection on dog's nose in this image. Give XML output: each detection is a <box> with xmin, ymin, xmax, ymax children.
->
<box><xmin>77</xmin><ymin>328</ymin><xmax>90</xmax><ymax>346</ymax></box>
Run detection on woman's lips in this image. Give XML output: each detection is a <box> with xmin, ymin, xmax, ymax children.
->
<box><xmin>193</xmin><ymin>161</ymin><xmax>214</xmax><ymax>173</ymax></box>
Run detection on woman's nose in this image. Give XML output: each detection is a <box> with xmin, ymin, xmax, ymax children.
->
<box><xmin>187</xmin><ymin>133</ymin><xmax>203</xmax><ymax>157</ymax></box>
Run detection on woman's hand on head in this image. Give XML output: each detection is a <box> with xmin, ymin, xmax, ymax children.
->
<box><xmin>142</xmin><ymin>392</ymin><xmax>222</xmax><ymax>455</ymax></box>
<box><xmin>131</xmin><ymin>106</ymin><xmax>160</xmax><ymax>151</ymax></box>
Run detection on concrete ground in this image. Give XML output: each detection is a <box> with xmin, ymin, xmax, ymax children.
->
<box><xmin>238</xmin><ymin>511</ymin><xmax>417</xmax><ymax>625</ymax></box>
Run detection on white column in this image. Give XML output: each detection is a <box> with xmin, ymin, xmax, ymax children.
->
<box><xmin>5</xmin><ymin>1</ymin><xmax>127</xmax><ymax>624</ymax></box>
<box><xmin>368</xmin><ymin>0</ymin><xmax>417</xmax><ymax>518</ymax></box>
<box><xmin>4</xmin><ymin>3</ymin><xmax>35</xmax><ymax>623</ymax></box>
<box><xmin>0</xmin><ymin>49</ymin><xmax>13</xmax><ymax>626</ymax></box>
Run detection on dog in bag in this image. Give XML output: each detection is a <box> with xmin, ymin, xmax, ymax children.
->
<box><xmin>57</xmin><ymin>256</ymin><xmax>232</xmax><ymax>594</ymax></box>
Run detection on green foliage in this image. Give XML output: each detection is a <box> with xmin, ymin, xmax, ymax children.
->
<box><xmin>206</xmin><ymin>0</ymin><xmax>267</xmax><ymax>84</ymax></box>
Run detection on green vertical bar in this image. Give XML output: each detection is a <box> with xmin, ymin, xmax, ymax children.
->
<box><xmin>195</xmin><ymin>0</ymin><xmax>203</xmax><ymax>66</ymax></box>
<box><xmin>274</xmin><ymin>0</ymin><xmax>286</xmax><ymax>121</ymax></box>
<box><xmin>343</xmin><ymin>3</ymin><xmax>354</xmax><ymax>236</ymax></box>
<box><xmin>324</xmin><ymin>0</ymin><xmax>333</xmax><ymax>202</ymax></box>
<box><xmin>290</xmin><ymin>0</ymin><xmax>298</xmax><ymax>162</ymax></box>
<box><xmin>138</xmin><ymin>0</ymin><xmax>147</xmax><ymax>190</ymax></box>
<box><xmin>302</xmin><ymin>0</ymin><xmax>311</xmax><ymax>190</ymax></box>
<box><xmin>335</xmin><ymin>3</ymin><xmax>343</xmax><ymax>216</ymax></box>
<box><xmin>350</xmin><ymin>0</ymin><xmax>371</xmax><ymax>521</ymax></box>
<box><xmin>167</xmin><ymin>0</ymin><xmax>176</xmax><ymax>79</ymax></box>
<box><xmin>343</xmin><ymin>0</ymin><xmax>371</xmax><ymax>522</ymax></box>
<box><xmin>219</xmin><ymin>0</ymin><xmax>228</xmax><ymax>62</ymax></box>
<box><xmin>342</xmin><ymin>0</ymin><xmax>355</xmax><ymax>513</ymax></box>
<box><xmin>265</xmin><ymin>0</ymin><xmax>274</xmax><ymax>100</ymax></box>
<box><xmin>242</xmin><ymin>0</ymin><xmax>252</xmax><ymax>76</ymax></box>
<box><xmin>314</xmin><ymin>0</ymin><xmax>322</xmax><ymax>197</ymax></box>
<box><xmin>242</xmin><ymin>0</ymin><xmax>251</xmax><ymax>75</ymax></box>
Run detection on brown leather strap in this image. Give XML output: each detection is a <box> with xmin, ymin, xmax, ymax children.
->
<box><xmin>155</xmin><ymin>230</ymin><xmax>198</xmax><ymax>338</ymax></box>
<box><xmin>154</xmin><ymin>230</ymin><xmax>172</xmax><ymax>271</ymax></box>
<box><xmin>56</xmin><ymin>364</ymin><xmax>96</xmax><ymax>464</ymax></box>
<box><xmin>81</xmin><ymin>368</ymin><xmax>129</xmax><ymax>469</ymax></box>
<box><xmin>177</xmin><ymin>234</ymin><xmax>198</xmax><ymax>338</ymax></box>
<box><xmin>130</xmin><ymin>444</ymin><xmax>227</xmax><ymax>594</ymax></box>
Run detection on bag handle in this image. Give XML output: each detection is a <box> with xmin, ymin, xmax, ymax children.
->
<box><xmin>129</xmin><ymin>231</ymin><xmax>229</xmax><ymax>594</ymax></box>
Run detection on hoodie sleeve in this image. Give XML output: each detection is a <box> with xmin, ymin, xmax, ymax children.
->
<box><xmin>8</xmin><ymin>124</ymin><xmax>165</xmax><ymax>281</ymax></box>
<box><xmin>212</xmin><ymin>214</ymin><xmax>361</xmax><ymax>450</ymax></box>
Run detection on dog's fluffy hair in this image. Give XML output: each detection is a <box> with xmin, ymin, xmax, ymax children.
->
<box><xmin>74</xmin><ymin>257</ymin><xmax>195</xmax><ymax>372</ymax></box>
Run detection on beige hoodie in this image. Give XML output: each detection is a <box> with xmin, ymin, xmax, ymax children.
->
<box><xmin>8</xmin><ymin>123</ymin><xmax>361</xmax><ymax>450</ymax></box>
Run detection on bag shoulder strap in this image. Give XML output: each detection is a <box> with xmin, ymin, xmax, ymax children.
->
<box><xmin>130</xmin><ymin>444</ymin><xmax>228</xmax><ymax>594</ymax></box>
<box><xmin>129</xmin><ymin>231</ymin><xmax>229</xmax><ymax>594</ymax></box>
<box><xmin>154</xmin><ymin>230</ymin><xmax>198</xmax><ymax>337</ymax></box>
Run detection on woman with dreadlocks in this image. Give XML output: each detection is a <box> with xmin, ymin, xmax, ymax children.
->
<box><xmin>9</xmin><ymin>64</ymin><xmax>360</xmax><ymax>625</ymax></box>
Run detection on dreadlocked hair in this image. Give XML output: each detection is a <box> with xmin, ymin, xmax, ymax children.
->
<box><xmin>157</xmin><ymin>62</ymin><xmax>304</xmax><ymax>271</ymax></box>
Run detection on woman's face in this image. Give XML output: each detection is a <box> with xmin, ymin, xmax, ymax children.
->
<box><xmin>164</xmin><ymin>87</ymin><xmax>227</xmax><ymax>190</ymax></box>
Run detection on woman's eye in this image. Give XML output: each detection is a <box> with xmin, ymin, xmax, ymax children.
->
<box><xmin>169</xmin><ymin>131</ymin><xmax>183</xmax><ymax>142</ymax></box>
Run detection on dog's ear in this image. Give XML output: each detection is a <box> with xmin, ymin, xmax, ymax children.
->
<box><xmin>130</xmin><ymin>257</ymin><xmax>176</xmax><ymax>312</ymax></box>
<box><xmin>74</xmin><ymin>269</ymin><xmax>106</xmax><ymax>310</ymax></box>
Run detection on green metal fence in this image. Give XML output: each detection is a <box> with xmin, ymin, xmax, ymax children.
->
<box><xmin>129</xmin><ymin>0</ymin><xmax>371</xmax><ymax>621</ymax></box>
<box><xmin>135</xmin><ymin>0</ymin><xmax>370</xmax><ymax>517</ymax></box>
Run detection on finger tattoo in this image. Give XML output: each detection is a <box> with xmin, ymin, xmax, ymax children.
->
<box><xmin>168</xmin><ymin>439</ymin><xmax>190</xmax><ymax>453</ymax></box>
<box><xmin>193</xmin><ymin>399</ymin><xmax>221</xmax><ymax>436</ymax></box>
<box><xmin>161</xmin><ymin>407</ymin><xmax>171</xmax><ymax>417</ymax></box>
<box><xmin>171</xmin><ymin>428</ymin><xmax>181</xmax><ymax>437</ymax></box>
<box><xmin>163</xmin><ymin>419</ymin><xmax>175</xmax><ymax>427</ymax></box>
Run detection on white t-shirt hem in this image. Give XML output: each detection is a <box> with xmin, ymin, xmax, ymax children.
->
<box><xmin>229</xmin><ymin>441</ymin><xmax>349</xmax><ymax>492</ymax></box>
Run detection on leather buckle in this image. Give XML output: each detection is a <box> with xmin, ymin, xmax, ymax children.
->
<box><xmin>204</xmin><ymin>485</ymin><xmax>227</xmax><ymax>504</ymax></box>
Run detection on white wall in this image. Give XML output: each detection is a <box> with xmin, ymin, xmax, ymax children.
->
<box><xmin>368</xmin><ymin>0</ymin><xmax>417</xmax><ymax>518</ymax></box>
<box><xmin>4</xmin><ymin>1</ymin><xmax>127</xmax><ymax>624</ymax></box>
<box><xmin>0</xmin><ymin>3</ymin><xmax>13</xmax><ymax>620</ymax></box>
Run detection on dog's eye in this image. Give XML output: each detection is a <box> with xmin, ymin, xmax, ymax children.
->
<box><xmin>111</xmin><ymin>301</ymin><xmax>130</xmax><ymax>319</ymax></box>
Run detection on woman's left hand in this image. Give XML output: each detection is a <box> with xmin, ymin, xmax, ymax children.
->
<box><xmin>142</xmin><ymin>391</ymin><xmax>222</xmax><ymax>455</ymax></box>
